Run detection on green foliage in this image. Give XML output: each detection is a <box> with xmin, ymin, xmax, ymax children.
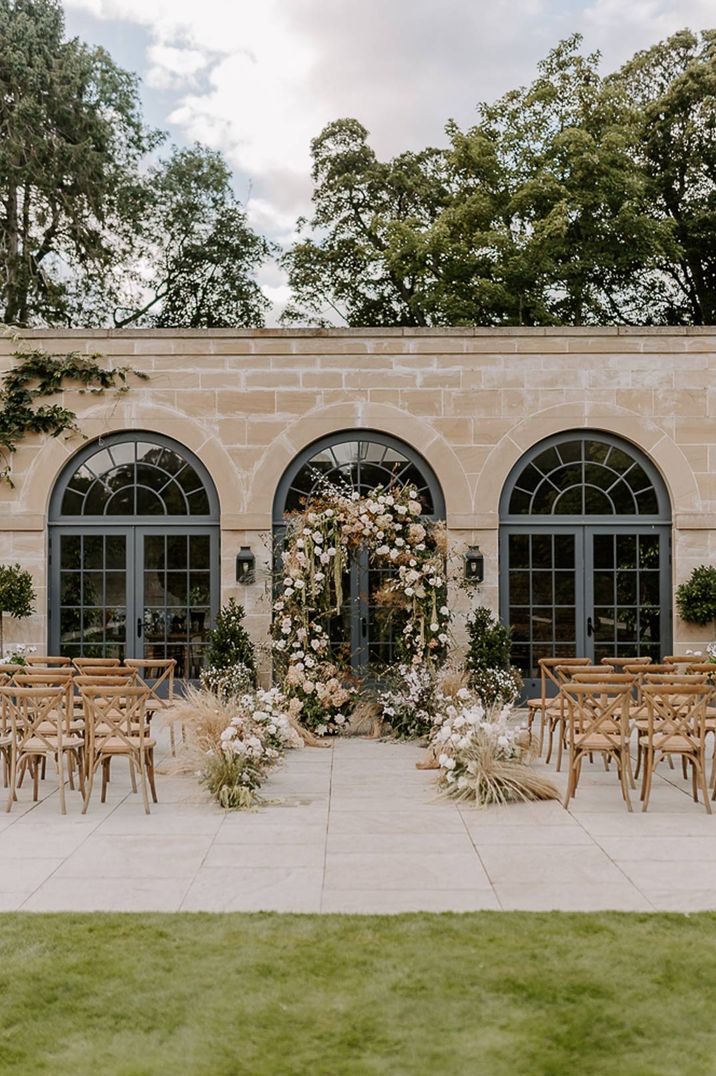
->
<box><xmin>114</xmin><ymin>146</ymin><xmax>275</xmax><ymax>329</ymax></box>
<box><xmin>676</xmin><ymin>565</ymin><xmax>716</xmax><ymax>625</ymax></box>
<box><xmin>0</xmin><ymin>1</ymin><xmax>271</xmax><ymax>328</ymax></box>
<box><xmin>0</xmin><ymin>347</ymin><xmax>148</xmax><ymax>485</ymax></box>
<box><xmin>0</xmin><ymin>0</ymin><xmax>156</xmax><ymax>325</ymax></box>
<box><xmin>0</xmin><ymin>561</ymin><xmax>35</xmax><ymax>654</ymax></box>
<box><xmin>466</xmin><ymin>607</ymin><xmax>513</xmax><ymax>672</ymax></box>
<box><xmin>205</xmin><ymin>599</ymin><xmax>257</xmax><ymax>681</ymax></box>
<box><xmin>614</xmin><ymin>30</ymin><xmax>716</xmax><ymax>324</ymax></box>
<box><xmin>284</xmin><ymin>31</ymin><xmax>713</xmax><ymax>327</ymax></box>
<box><xmin>0</xmin><ymin>562</ymin><xmax>34</xmax><ymax>618</ymax></box>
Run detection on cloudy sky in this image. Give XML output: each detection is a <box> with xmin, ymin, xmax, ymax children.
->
<box><xmin>64</xmin><ymin>0</ymin><xmax>715</xmax><ymax>320</ymax></box>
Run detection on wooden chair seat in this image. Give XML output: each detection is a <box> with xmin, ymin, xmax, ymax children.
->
<box><xmin>98</xmin><ymin>736</ymin><xmax>156</xmax><ymax>753</ymax></box>
<box><xmin>578</xmin><ymin>732</ymin><xmax>621</xmax><ymax>750</ymax></box>
<box><xmin>22</xmin><ymin>734</ymin><xmax>84</xmax><ymax>753</ymax></box>
<box><xmin>639</xmin><ymin>733</ymin><xmax>698</xmax><ymax>753</ymax></box>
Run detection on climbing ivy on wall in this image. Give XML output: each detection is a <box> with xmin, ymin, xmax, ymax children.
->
<box><xmin>0</xmin><ymin>347</ymin><xmax>149</xmax><ymax>486</ymax></box>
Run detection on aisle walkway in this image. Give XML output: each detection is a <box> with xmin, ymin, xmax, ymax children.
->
<box><xmin>2</xmin><ymin>736</ymin><xmax>716</xmax><ymax>913</ymax></box>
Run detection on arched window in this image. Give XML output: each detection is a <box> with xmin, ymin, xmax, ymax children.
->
<box><xmin>273</xmin><ymin>430</ymin><xmax>445</xmax><ymax>673</ymax></box>
<box><xmin>49</xmin><ymin>433</ymin><xmax>219</xmax><ymax>676</ymax></box>
<box><xmin>273</xmin><ymin>431</ymin><xmax>444</xmax><ymax>523</ymax></box>
<box><xmin>499</xmin><ymin>431</ymin><xmax>672</xmax><ymax>695</ymax></box>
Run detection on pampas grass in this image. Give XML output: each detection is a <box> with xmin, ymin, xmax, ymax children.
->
<box><xmin>347</xmin><ymin>699</ymin><xmax>383</xmax><ymax>738</ymax></box>
<box><xmin>439</xmin><ymin>724</ymin><xmax>559</xmax><ymax>806</ymax></box>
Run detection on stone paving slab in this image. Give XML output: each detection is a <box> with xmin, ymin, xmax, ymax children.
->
<box><xmin>3</xmin><ymin>729</ymin><xmax>716</xmax><ymax>913</ymax></box>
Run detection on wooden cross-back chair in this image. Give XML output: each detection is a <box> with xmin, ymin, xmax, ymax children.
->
<box><xmin>0</xmin><ymin>685</ymin><xmax>84</xmax><ymax>813</ymax></box>
<box><xmin>663</xmin><ymin>656</ymin><xmax>694</xmax><ymax>665</ymax></box>
<box><xmin>560</xmin><ymin>681</ymin><xmax>633</xmax><ymax>811</ymax></box>
<box><xmin>124</xmin><ymin>659</ymin><xmax>179</xmax><ymax>752</ymax></box>
<box><xmin>532</xmin><ymin>658</ymin><xmax>593</xmax><ymax>759</ymax></box>
<box><xmin>639</xmin><ymin>684</ymin><xmax>712</xmax><ymax>813</ymax></box>
<box><xmin>80</xmin><ymin>685</ymin><xmax>156</xmax><ymax>814</ymax></box>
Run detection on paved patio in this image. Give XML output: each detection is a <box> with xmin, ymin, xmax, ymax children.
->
<box><xmin>3</xmin><ymin>729</ymin><xmax>716</xmax><ymax>913</ymax></box>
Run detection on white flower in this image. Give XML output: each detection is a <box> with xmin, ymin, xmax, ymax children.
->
<box><xmin>294</xmin><ymin>579</ymin><xmax>305</xmax><ymax>590</ymax></box>
<box><xmin>335</xmin><ymin>714</ymin><xmax>346</xmax><ymax>725</ymax></box>
<box><xmin>312</xmin><ymin>531</ymin><xmax>324</xmax><ymax>544</ymax></box>
<box><xmin>440</xmin><ymin>606</ymin><xmax>449</xmax><ymax>616</ymax></box>
<box><xmin>439</xmin><ymin>754</ymin><xmax>456</xmax><ymax>770</ymax></box>
<box><xmin>430</xmin><ymin>622</ymin><xmax>439</xmax><ymax>632</ymax></box>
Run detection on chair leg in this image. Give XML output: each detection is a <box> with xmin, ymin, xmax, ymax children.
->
<box><xmin>138</xmin><ymin>751</ymin><xmax>150</xmax><ymax>815</ymax></box>
<box><xmin>82</xmin><ymin>763</ymin><xmax>96</xmax><ymax>815</ymax></box>
<box><xmin>57</xmin><ymin>752</ymin><xmax>66</xmax><ymax>816</ymax></box>
<box><xmin>147</xmin><ymin>749</ymin><xmax>158</xmax><ymax>804</ymax></box>
<box><xmin>5</xmin><ymin>748</ymin><xmax>17</xmax><ymax>813</ymax></box>
<box><xmin>641</xmin><ymin>750</ymin><xmax>655</xmax><ymax>812</ymax></box>
<box><xmin>697</xmin><ymin>757</ymin><xmax>712</xmax><ymax>815</ymax></box>
<box><xmin>618</xmin><ymin>750</ymin><xmax>632</xmax><ymax>812</ymax></box>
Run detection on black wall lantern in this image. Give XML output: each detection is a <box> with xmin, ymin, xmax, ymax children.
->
<box><xmin>465</xmin><ymin>545</ymin><xmax>484</xmax><ymax>583</ymax></box>
<box><xmin>236</xmin><ymin>546</ymin><xmax>255</xmax><ymax>584</ymax></box>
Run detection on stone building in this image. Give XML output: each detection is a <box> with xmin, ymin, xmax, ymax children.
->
<box><xmin>1</xmin><ymin>327</ymin><xmax>713</xmax><ymax>695</ymax></box>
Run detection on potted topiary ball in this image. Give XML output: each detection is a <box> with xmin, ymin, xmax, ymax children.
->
<box><xmin>676</xmin><ymin>565</ymin><xmax>716</xmax><ymax>626</ymax></box>
<box><xmin>0</xmin><ymin>563</ymin><xmax>35</xmax><ymax>658</ymax></box>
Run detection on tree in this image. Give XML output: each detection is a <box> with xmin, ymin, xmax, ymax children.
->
<box><xmin>205</xmin><ymin>598</ymin><xmax>256</xmax><ymax>680</ymax></box>
<box><xmin>284</xmin><ymin>35</ymin><xmax>696</xmax><ymax>327</ymax></box>
<box><xmin>0</xmin><ymin>0</ymin><xmax>272</xmax><ymax>328</ymax></box>
<box><xmin>613</xmin><ymin>30</ymin><xmax>716</xmax><ymax>324</ymax></box>
<box><xmin>0</xmin><ymin>562</ymin><xmax>35</xmax><ymax>656</ymax></box>
<box><xmin>464</xmin><ymin>35</ymin><xmax>673</xmax><ymax>325</ymax></box>
<box><xmin>113</xmin><ymin>146</ymin><xmax>275</xmax><ymax>329</ymax></box>
<box><xmin>0</xmin><ymin>0</ymin><xmax>155</xmax><ymax>326</ymax></box>
<box><xmin>282</xmin><ymin>118</ymin><xmax>455</xmax><ymax>326</ymax></box>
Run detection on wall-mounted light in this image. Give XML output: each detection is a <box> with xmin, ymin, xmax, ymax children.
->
<box><xmin>465</xmin><ymin>546</ymin><xmax>484</xmax><ymax>583</ymax></box>
<box><xmin>236</xmin><ymin>546</ymin><xmax>255</xmax><ymax>584</ymax></box>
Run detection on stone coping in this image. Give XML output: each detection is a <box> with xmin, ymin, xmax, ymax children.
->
<box><xmin>3</xmin><ymin>326</ymin><xmax>716</xmax><ymax>339</ymax></box>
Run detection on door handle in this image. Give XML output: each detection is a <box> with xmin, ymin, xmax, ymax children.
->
<box><xmin>587</xmin><ymin>616</ymin><xmax>594</xmax><ymax>638</ymax></box>
<box><xmin>137</xmin><ymin>617</ymin><xmax>143</xmax><ymax>638</ymax></box>
<box><xmin>361</xmin><ymin>616</ymin><xmax>368</xmax><ymax>639</ymax></box>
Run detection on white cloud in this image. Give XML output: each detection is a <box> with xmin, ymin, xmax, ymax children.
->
<box><xmin>146</xmin><ymin>44</ymin><xmax>211</xmax><ymax>90</ymax></box>
<box><xmin>65</xmin><ymin>0</ymin><xmax>715</xmax><ymax>322</ymax></box>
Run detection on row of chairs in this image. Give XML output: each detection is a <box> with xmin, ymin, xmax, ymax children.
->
<box><xmin>527</xmin><ymin>656</ymin><xmax>716</xmax><ymax>812</ymax></box>
<box><xmin>0</xmin><ymin>657</ymin><xmax>176</xmax><ymax>815</ymax></box>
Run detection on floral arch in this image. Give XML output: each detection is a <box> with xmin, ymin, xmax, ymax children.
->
<box><xmin>272</xmin><ymin>432</ymin><xmax>448</xmax><ymax>735</ymax></box>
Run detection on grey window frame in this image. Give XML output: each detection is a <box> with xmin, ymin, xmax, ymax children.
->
<box><xmin>499</xmin><ymin>431</ymin><xmax>672</xmax><ymax>696</ymax></box>
<box><xmin>272</xmin><ymin>429</ymin><xmax>446</xmax><ymax>525</ymax></box>
<box><xmin>49</xmin><ymin>432</ymin><xmax>220</xmax><ymax>667</ymax></box>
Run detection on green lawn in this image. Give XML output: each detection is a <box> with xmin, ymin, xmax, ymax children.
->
<box><xmin>1</xmin><ymin>912</ymin><xmax>714</xmax><ymax>1075</ymax></box>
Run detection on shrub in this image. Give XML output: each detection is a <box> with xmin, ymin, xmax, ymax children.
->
<box><xmin>465</xmin><ymin>606</ymin><xmax>512</xmax><ymax>672</ymax></box>
<box><xmin>676</xmin><ymin>565</ymin><xmax>716</xmax><ymax>626</ymax></box>
<box><xmin>470</xmin><ymin>666</ymin><xmax>523</xmax><ymax>708</ymax></box>
<box><xmin>205</xmin><ymin>598</ymin><xmax>256</xmax><ymax>681</ymax></box>
<box><xmin>0</xmin><ymin>563</ymin><xmax>35</xmax><ymax>656</ymax></box>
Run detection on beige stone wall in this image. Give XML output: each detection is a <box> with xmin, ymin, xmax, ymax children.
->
<box><xmin>0</xmin><ymin>326</ymin><xmax>714</xmax><ymax>658</ymax></box>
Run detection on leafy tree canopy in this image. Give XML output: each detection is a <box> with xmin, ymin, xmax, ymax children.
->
<box><xmin>283</xmin><ymin>31</ymin><xmax>715</xmax><ymax>327</ymax></box>
<box><xmin>0</xmin><ymin>0</ymin><xmax>272</xmax><ymax>328</ymax></box>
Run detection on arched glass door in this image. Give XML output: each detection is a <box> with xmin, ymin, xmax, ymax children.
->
<box><xmin>273</xmin><ymin>431</ymin><xmax>445</xmax><ymax>675</ymax></box>
<box><xmin>49</xmin><ymin>433</ymin><xmax>220</xmax><ymax>677</ymax></box>
<box><xmin>499</xmin><ymin>432</ymin><xmax>672</xmax><ymax>696</ymax></box>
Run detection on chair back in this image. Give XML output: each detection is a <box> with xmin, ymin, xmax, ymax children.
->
<box><xmin>124</xmin><ymin>659</ymin><xmax>176</xmax><ymax>705</ymax></box>
<box><xmin>560</xmin><ymin>681</ymin><xmax>631</xmax><ymax>749</ymax></box>
<box><xmin>74</xmin><ymin>667</ymin><xmax>136</xmax><ymax>681</ymax></box>
<box><xmin>26</xmin><ymin>655</ymin><xmax>72</xmax><ymax>668</ymax></box>
<box><xmin>80</xmin><ymin>685</ymin><xmax>149</xmax><ymax>754</ymax></box>
<box><xmin>73</xmin><ymin>657</ymin><xmax>122</xmax><ymax>670</ymax></box>
<box><xmin>663</xmin><ymin>656</ymin><xmax>694</xmax><ymax>665</ymax></box>
<box><xmin>600</xmin><ymin>656</ymin><xmax>652</xmax><ymax>667</ymax></box>
<box><xmin>643</xmin><ymin>672</ymin><xmax>707</xmax><ymax>685</ymax></box>
<box><xmin>641</xmin><ymin>684</ymin><xmax>710</xmax><ymax>750</ymax></box>
<box><xmin>571</xmin><ymin>671</ymin><xmax>635</xmax><ymax>684</ymax></box>
<box><xmin>0</xmin><ymin>685</ymin><xmax>68</xmax><ymax>752</ymax></box>
<box><xmin>14</xmin><ymin>672</ymin><xmax>74</xmax><ymax>732</ymax></box>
